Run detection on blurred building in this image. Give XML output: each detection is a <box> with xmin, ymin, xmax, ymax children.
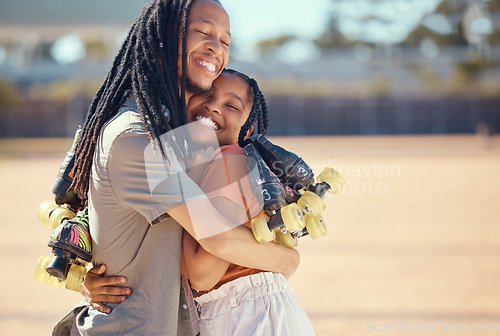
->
<box><xmin>0</xmin><ymin>0</ymin><xmax>147</xmax><ymax>83</ymax></box>
<box><xmin>0</xmin><ymin>0</ymin><xmax>499</xmax><ymax>137</ymax></box>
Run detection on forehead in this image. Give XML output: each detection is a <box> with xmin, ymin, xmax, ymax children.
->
<box><xmin>213</xmin><ymin>73</ymin><xmax>252</xmax><ymax>102</ymax></box>
<box><xmin>188</xmin><ymin>0</ymin><xmax>230</xmax><ymax>32</ymax></box>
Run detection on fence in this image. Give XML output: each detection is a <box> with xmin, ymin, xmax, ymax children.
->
<box><xmin>1</xmin><ymin>95</ymin><xmax>499</xmax><ymax>137</ymax></box>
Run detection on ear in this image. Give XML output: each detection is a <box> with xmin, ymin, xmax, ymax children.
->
<box><xmin>244</xmin><ymin>125</ymin><xmax>254</xmax><ymax>139</ymax></box>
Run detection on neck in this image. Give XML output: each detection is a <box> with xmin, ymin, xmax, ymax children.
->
<box><xmin>185</xmin><ymin>91</ymin><xmax>193</xmax><ymax>105</ymax></box>
<box><xmin>178</xmin><ymin>81</ymin><xmax>194</xmax><ymax>105</ymax></box>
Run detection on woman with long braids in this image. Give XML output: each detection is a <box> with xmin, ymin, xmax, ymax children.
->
<box><xmin>53</xmin><ymin>0</ymin><xmax>300</xmax><ymax>335</ymax></box>
<box><xmin>82</xmin><ymin>69</ymin><xmax>316</xmax><ymax>335</ymax></box>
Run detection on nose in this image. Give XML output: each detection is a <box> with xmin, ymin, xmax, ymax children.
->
<box><xmin>206</xmin><ymin>36</ymin><xmax>224</xmax><ymax>56</ymax></box>
<box><xmin>203</xmin><ymin>100</ymin><xmax>221</xmax><ymax>114</ymax></box>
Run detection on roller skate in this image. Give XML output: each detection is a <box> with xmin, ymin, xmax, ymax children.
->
<box><xmin>244</xmin><ymin>143</ymin><xmax>306</xmax><ymax>248</ymax></box>
<box><xmin>35</xmin><ymin>127</ymin><xmax>90</xmax><ymax>292</ymax></box>
<box><xmin>35</xmin><ymin>207</ymin><xmax>91</xmax><ymax>291</ymax></box>
<box><xmin>37</xmin><ymin>127</ymin><xmax>84</xmax><ymax>229</ymax></box>
<box><xmin>244</xmin><ymin>134</ymin><xmax>345</xmax><ymax>239</ymax></box>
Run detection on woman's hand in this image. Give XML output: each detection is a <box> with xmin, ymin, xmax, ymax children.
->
<box><xmin>80</xmin><ymin>264</ymin><xmax>132</xmax><ymax>314</ymax></box>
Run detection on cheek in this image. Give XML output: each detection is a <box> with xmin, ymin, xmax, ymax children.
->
<box><xmin>185</xmin><ymin>34</ymin><xmax>202</xmax><ymax>56</ymax></box>
<box><xmin>222</xmin><ymin>49</ymin><xmax>229</xmax><ymax>68</ymax></box>
<box><xmin>186</xmin><ymin>100</ymin><xmax>201</xmax><ymax>120</ymax></box>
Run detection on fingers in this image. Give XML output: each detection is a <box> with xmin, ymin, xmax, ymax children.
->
<box><xmin>85</xmin><ymin>287</ymin><xmax>131</xmax><ymax>303</ymax></box>
<box><xmin>98</xmin><ymin>285</ymin><xmax>131</xmax><ymax>297</ymax></box>
<box><xmin>90</xmin><ymin>302</ymin><xmax>111</xmax><ymax>314</ymax></box>
<box><xmin>88</xmin><ymin>264</ymin><xmax>106</xmax><ymax>275</ymax></box>
<box><xmin>80</xmin><ymin>264</ymin><xmax>132</xmax><ymax>314</ymax></box>
<box><xmin>85</xmin><ymin>271</ymin><xmax>128</xmax><ymax>289</ymax></box>
<box><xmin>93</xmin><ymin>294</ymin><xmax>128</xmax><ymax>304</ymax></box>
<box><xmin>98</xmin><ymin>275</ymin><xmax>128</xmax><ymax>287</ymax></box>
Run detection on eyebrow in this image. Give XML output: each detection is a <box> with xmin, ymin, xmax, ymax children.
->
<box><xmin>191</xmin><ymin>18</ymin><xmax>231</xmax><ymax>37</ymax></box>
<box><xmin>227</xmin><ymin>92</ymin><xmax>247</xmax><ymax>109</ymax></box>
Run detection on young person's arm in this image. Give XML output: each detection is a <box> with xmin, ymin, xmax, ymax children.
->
<box><xmin>182</xmin><ymin>230</ymin><xmax>230</xmax><ymax>291</ymax></box>
<box><xmin>169</xmin><ymin>197</ymin><xmax>299</xmax><ymax>279</ymax></box>
<box><xmin>168</xmin><ymin>147</ymin><xmax>300</xmax><ymax>279</ymax></box>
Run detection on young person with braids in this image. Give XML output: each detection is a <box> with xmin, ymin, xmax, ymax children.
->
<box><xmin>82</xmin><ymin>69</ymin><xmax>316</xmax><ymax>335</ymax></box>
<box><xmin>182</xmin><ymin>69</ymin><xmax>315</xmax><ymax>336</ymax></box>
<box><xmin>53</xmin><ymin>0</ymin><xmax>300</xmax><ymax>335</ymax></box>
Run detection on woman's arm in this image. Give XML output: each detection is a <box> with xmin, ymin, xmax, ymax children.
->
<box><xmin>182</xmin><ymin>230</ymin><xmax>230</xmax><ymax>291</ymax></box>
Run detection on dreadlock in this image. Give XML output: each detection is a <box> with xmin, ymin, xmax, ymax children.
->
<box><xmin>70</xmin><ymin>0</ymin><xmax>198</xmax><ymax>200</ymax></box>
<box><xmin>220</xmin><ymin>69</ymin><xmax>269</xmax><ymax>146</ymax></box>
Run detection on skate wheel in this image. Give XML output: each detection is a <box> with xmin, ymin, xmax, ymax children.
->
<box><xmin>281</xmin><ymin>203</ymin><xmax>305</xmax><ymax>233</ymax></box>
<box><xmin>317</xmin><ymin>167</ymin><xmax>345</xmax><ymax>194</ymax></box>
<box><xmin>297</xmin><ymin>191</ymin><xmax>326</xmax><ymax>216</ymax></box>
<box><xmin>35</xmin><ymin>256</ymin><xmax>65</xmax><ymax>288</ymax></box>
<box><xmin>35</xmin><ymin>255</ymin><xmax>52</xmax><ymax>283</ymax></box>
<box><xmin>251</xmin><ymin>215</ymin><xmax>275</xmax><ymax>244</ymax></box>
<box><xmin>38</xmin><ymin>201</ymin><xmax>58</xmax><ymax>227</ymax></box>
<box><xmin>49</xmin><ymin>207</ymin><xmax>76</xmax><ymax>229</ymax></box>
<box><xmin>275</xmin><ymin>230</ymin><xmax>298</xmax><ymax>248</ymax></box>
<box><xmin>305</xmin><ymin>215</ymin><xmax>327</xmax><ymax>239</ymax></box>
<box><xmin>65</xmin><ymin>264</ymin><xmax>87</xmax><ymax>292</ymax></box>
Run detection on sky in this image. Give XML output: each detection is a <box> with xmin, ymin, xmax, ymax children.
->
<box><xmin>220</xmin><ymin>0</ymin><xmax>442</xmax><ymax>61</ymax></box>
<box><xmin>222</xmin><ymin>0</ymin><xmax>331</xmax><ymax>59</ymax></box>
<box><xmin>0</xmin><ymin>0</ymin><xmax>449</xmax><ymax>65</ymax></box>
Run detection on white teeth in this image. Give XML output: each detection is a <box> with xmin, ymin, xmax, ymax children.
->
<box><xmin>199</xmin><ymin>60</ymin><xmax>216</xmax><ymax>72</ymax></box>
<box><xmin>196</xmin><ymin>115</ymin><xmax>218</xmax><ymax>130</ymax></box>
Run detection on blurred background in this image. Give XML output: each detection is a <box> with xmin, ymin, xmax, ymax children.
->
<box><xmin>0</xmin><ymin>0</ymin><xmax>499</xmax><ymax>137</ymax></box>
<box><xmin>1</xmin><ymin>1</ymin><xmax>500</xmax><ymax>335</ymax></box>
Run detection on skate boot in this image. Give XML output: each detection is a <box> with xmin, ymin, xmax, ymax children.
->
<box><xmin>37</xmin><ymin>127</ymin><xmax>84</xmax><ymax>229</ymax></box>
<box><xmin>244</xmin><ymin>134</ymin><xmax>345</xmax><ymax>216</ymax></box>
<box><xmin>35</xmin><ymin>127</ymin><xmax>90</xmax><ymax>291</ymax></box>
<box><xmin>35</xmin><ymin>207</ymin><xmax>91</xmax><ymax>292</ymax></box>
<box><xmin>244</xmin><ymin>143</ymin><xmax>306</xmax><ymax>247</ymax></box>
<box><xmin>52</xmin><ymin>126</ymin><xmax>84</xmax><ymax>210</ymax></box>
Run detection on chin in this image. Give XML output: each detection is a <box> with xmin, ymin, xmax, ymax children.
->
<box><xmin>186</xmin><ymin>78</ymin><xmax>212</xmax><ymax>96</ymax></box>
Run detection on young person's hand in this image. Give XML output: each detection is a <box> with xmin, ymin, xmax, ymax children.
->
<box><xmin>80</xmin><ymin>264</ymin><xmax>131</xmax><ymax>314</ymax></box>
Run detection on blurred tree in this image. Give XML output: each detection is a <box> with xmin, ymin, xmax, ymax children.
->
<box><xmin>313</xmin><ymin>16</ymin><xmax>357</xmax><ymax>49</ymax></box>
<box><xmin>402</xmin><ymin>1</ymin><xmax>468</xmax><ymax>46</ymax></box>
<box><xmin>84</xmin><ymin>40</ymin><xmax>108</xmax><ymax>62</ymax></box>
<box><xmin>0</xmin><ymin>76</ymin><xmax>19</xmax><ymax>110</ymax></box>
<box><xmin>485</xmin><ymin>0</ymin><xmax>500</xmax><ymax>44</ymax></box>
<box><xmin>311</xmin><ymin>0</ymin><xmax>500</xmax><ymax>49</ymax></box>
<box><xmin>256</xmin><ymin>34</ymin><xmax>297</xmax><ymax>55</ymax></box>
<box><xmin>402</xmin><ymin>25</ymin><xmax>467</xmax><ymax>46</ymax></box>
<box><xmin>487</xmin><ymin>0</ymin><xmax>500</xmax><ymax>12</ymax></box>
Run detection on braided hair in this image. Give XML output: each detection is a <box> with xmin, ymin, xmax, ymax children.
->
<box><xmin>70</xmin><ymin>0</ymin><xmax>209</xmax><ymax>200</ymax></box>
<box><xmin>221</xmin><ymin>69</ymin><xmax>269</xmax><ymax>146</ymax></box>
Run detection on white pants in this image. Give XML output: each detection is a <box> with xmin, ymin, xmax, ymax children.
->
<box><xmin>194</xmin><ymin>272</ymin><xmax>316</xmax><ymax>336</ymax></box>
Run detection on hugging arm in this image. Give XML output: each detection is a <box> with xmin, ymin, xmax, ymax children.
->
<box><xmin>182</xmin><ymin>229</ymin><xmax>230</xmax><ymax>291</ymax></box>
<box><xmin>81</xmin><ymin>135</ymin><xmax>299</xmax><ymax>310</ymax></box>
<box><xmin>169</xmin><ymin>148</ymin><xmax>299</xmax><ymax>278</ymax></box>
<box><xmin>80</xmin><ymin>265</ymin><xmax>131</xmax><ymax>313</ymax></box>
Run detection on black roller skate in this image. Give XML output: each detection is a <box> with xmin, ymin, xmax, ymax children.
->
<box><xmin>38</xmin><ymin>127</ymin><xmax>84</xmax><ymax>229</ymax></box>
<box><xmin>244</xmin><ymin>134</ymin><xmax>345</xmax><ymax>239</ymax></box>
<box><xmin>36</xmin><ymin>207</ymin><xmax>91</xmax><ymax>291</ymax></box>
<box><xmin>244</xmin><ymin>143</ymin><xmax>306</xmax><ymax>247</ymax></box>
<box><xmin>35</xmin><ymin>127</ymin><xmax>90</xmax><ymax>292</ymax></box>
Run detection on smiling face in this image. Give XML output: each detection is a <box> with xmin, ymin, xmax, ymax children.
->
<box><xmin>186</xmin><ymin>71</ymin><xmax>253</xmax><ymax>146</ymax></box>
<box><xmin>180</xmin><ymin>0</ymin><xmax>231</xmax><ymax>97</ymax></box>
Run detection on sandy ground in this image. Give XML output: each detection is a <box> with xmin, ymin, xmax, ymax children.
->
<box><xmin>1</xmin><ymin>135</ymin><xmax>499</xmax><ymax>336</ymax></box>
